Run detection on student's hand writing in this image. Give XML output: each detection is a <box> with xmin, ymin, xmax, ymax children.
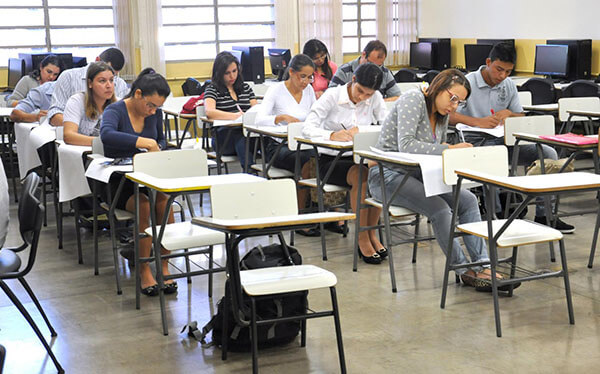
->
<box><xmin>36</xmin><ymin>110</ymin><xmax>48</xmax><ymax>122</ymax></box>
<box><xmin>330</xmin><ymin>129</ymin><xmax>355</xmax><ymax>142</ymax></box>
<box><xmin>492</xmin><ymin>109</ymin><xmax>512</xmax><ymax>123</ymax></box>
<box><xmin>448</xmin><ymin>142</ymin><xmax>473</xmax><ymax>149</ymax></box>
<box><xmin>476</xmin><ymin>116</ymin><xmax>501</xmax><ymax>128</ymax></box>
<box><xmin>275</xmin><ymin>114</ymin><xmax>300</xmax><ymax>124</ymax></box>
<box><xmin>136</xmin><ymin>137</ymin><xmax>160</xmax><ymax>152</ymax></box>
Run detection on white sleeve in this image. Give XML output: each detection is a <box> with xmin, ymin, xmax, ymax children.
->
<box><xmin>302</xmin><ymin>92</ymin><xmax>336</xmax><ymax>139</ymax></box>
<box><xmin>372</xmin><ymin>92</ymin><xmax>387</xmax><ymax>123</ymax></box>
<box><xmin>254</xmin><ymin>85</ymin><xmax>277</xmax><ymax>127</ymax></box>
<box><xmin>63</xmin><ymin>94</ymin><xmax>84</xmax><ymax>126</ymax></box>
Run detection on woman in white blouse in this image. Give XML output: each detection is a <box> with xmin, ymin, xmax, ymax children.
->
<box><xmin>303</xmin><ymin>63</ymin><xmax>387</xmax><ymax>264</ymax></box>
<box><xmin>256</xmin><ymin>54</ymin><xmax>316</xmax><ymax>219</ymax></box>
<box><xmin>63</xmin><ymin>62</ymin><xmax>116</xmax><ymax>146</ymax></box>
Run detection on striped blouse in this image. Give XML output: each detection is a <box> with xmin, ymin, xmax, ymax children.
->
<box><xmin>203</xmin><ymin>82</ymin><xmax>256</xmax><ymax>113</ymax></box>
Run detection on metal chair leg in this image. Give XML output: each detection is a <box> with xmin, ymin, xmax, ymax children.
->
<box><xmin>330</xmin><ymin>287</ymin><xmax>347</xmax><ymax>374</ymax></box>
<box><xmin>558</xmin><ymin>240</ymin><xmax>575</xmax><ymax>325</ymax></box>
<box><xmin>18</xmin><ymin>278</ymin><xmax>57</xmax><ymax>336</ymax></box>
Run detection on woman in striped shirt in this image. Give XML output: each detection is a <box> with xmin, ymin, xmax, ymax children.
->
<box><xmin>204</xmin><ymin>52</ymin><xmax>257</xmax><ymax>169</ymax></box>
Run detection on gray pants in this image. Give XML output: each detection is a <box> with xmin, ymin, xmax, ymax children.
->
<box><xmin>368</xmin><ymin>167</ymin><xmax>489</xmax><ymax>274</ymax></box>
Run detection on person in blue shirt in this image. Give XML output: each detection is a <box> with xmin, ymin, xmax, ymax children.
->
<box><xmin>101</xmin><ymin>68</ymin><xmax>174</xmax><ymax>296</ymax></box>
<box><xmin>10</xmin><ymin>81</ymin><xmax>55</xmax><ymax>123</ymax></box>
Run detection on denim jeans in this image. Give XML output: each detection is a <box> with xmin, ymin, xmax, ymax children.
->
<box><xmin>464</xmin><ymin>133</ymin><xmax>558</xmax><ymax>216</ymax></box>
<box><xmin>368</xmin><ymin>167</ymin><xmax>489</xmax><ymax>274</ymax></box>
<box><xmin>212</xmin><ymin>127</ymin><xmax>253</xmax><ymax>170</ymax></box>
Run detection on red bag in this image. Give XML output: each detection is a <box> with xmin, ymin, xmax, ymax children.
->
<box><xmin>181</xmin><ymin>93</ymin><xmax>204</xmax><ymax>114</ymax></box>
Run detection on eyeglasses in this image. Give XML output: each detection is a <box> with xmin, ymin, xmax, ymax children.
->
<box><xmin>142</xmin><ymin>96</ymin><xmax>162</xmax><ymax>110</ymax></box>
<box><xmin>446</xmin><ymin>89</ymin><xmax>467</xmax><ymax>107</ymax></box>
<box><xmin>298</xmin><ymin>74</ymin><xmax>315</xmax><ymax>83</ymax></box>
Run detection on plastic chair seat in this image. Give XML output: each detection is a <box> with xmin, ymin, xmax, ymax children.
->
<box><xmin>298</xmin><ymin>178</ymin><xmax>349</xmax><ymax>193</ymax></box>
<box><xmin>99</xmin><ymin>202</ymin><xmax>135</xmax><ymax>221</ymax></box>
<box><xmin>457</xmin><ymin>219</ymin><xmax>562</xmax><ymax>248</ymax></box>
<box><xmin>207</xmin><ymin>151</ymin><xmax>238</xmax><ymax>163</ymax></box>
<box><xmin>250</xmin><ymin>164</ymin><xmax>294</xmax><ymax>178</ymax></box>
<box><xmin>144</xmin><ymin>221</ymin><xmax>225</xmax><ymax>251</ymax></box>
<box><xmin>241</xmin><ymin>264</ymin><xmax>337</xmax><ymax>296</ymax></box>
<box><xmin>364</xmin><ymin>197</ymin><xmax>416</xmax><ymax>217</ymax></box>
<box><xmin>0</xmin><ymin>250</ymin><xmax>21</xmax><ymax>273</ymax></box>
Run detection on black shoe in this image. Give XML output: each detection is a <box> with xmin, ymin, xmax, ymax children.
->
<box><xmin>475</xmin><ymin>281</ymin><xmax>522</xmax><ymax>293</ymax></box>
<box><xmin>534</xmin><ymin>216</ymin><xmax>575</xmax><ymax>234</ymax></box>
<box><xmin>164</xmin><ymin>282</ymin><xmax>178</xmax><ymax>294</ymax></box>
<box><xmin>141</xmin><ymin>284</ymin><xmax>159</xmax><ymax>297</ymax></box>
<box><xmin>376</xmin><ymin>247</ymin><xmax>388</xmax><ymax>259</ymax></box>
<box><xmin>358</xmin><ymin>249</ymin><xmax>382</xmax><ymax>265</ymax></box>
<box><xmin>324</xmin><ymin>222</ymin><xmax>349</xmax><ymax>235</ymax></box>
<box><xmin>120</xmin><ymin>247</ymin><xmax>135</xmax><ymax>262</ymax></box>
<box><xmin>295</xmin><ymin>226</ymin><xmax>321</xmax><ymax>237</ymax></box>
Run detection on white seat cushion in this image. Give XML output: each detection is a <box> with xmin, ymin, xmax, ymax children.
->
<box><xmin>99</xmin><ymin>202</ymin><xmax>135</xmax><ymax>221</ymax></box>
<box><xmin>207</xmin><ymin>151</ymin><xmax>238</xmax><ymax>163</ymax></box>
<box><xmin>241</xmin><ymin>264</ymin><xmax>337</xmax><ymax>296</ymax></box>
<box><xmin>457</xmin><ymin>219</ymin><xmax>563</xmax><ymax>248</ymax></box>
<box><xmin>144</xmin><ymin>221</ymin><xmax>225</xmax><ymax>251</ymax></box>
<box><xmin>251</xmin><ymin>164</ymin><xmax>294</xmax><ymax>178</ymax></box>
<box><xmin>298</xmin><ymin>178</ymin><xmax>349</xmax><ymax>193</ymax></box>
<box><xmin>364</xmin><ymin>198</ymin><xmax>416</xmax><ymax>217</ymax></box>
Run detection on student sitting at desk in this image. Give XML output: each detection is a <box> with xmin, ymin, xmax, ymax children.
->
<box><xmin>48</xmin><ymin>47</ymin><xmax>128</xmax><ymax>127</ymax></box>
<box><xmin>63</xmin><ymin>62</ymin><xmax>116</xmax><ymax>146</ymax></box>
<box><xmin>5</xmin><ymin>55</ymin><xmax>61</xmax><ymax>108</ymax></box>
<box><xmin>10</xmin><ymin>81</ymin><xmax>55</xmax><ymax>123</ymax></box>
<box><xmin>449</xmin><ymin>42</ymin><xmax>573</xmax><ymax>233</ymax></box>
<box><xmin>369</xmin><ymin>69</ymin><xmax>507</xmax><ymax>288</ymax></box>
<box><xmin>101</xmin><ymin>68</ymin><xmax>175</xmax><ymax>296</ymax></box>
<box><xmin>204</xmin><ymin>51</ymin><xmax>257</xmax><ymax>170</ymax></box>
<box><xmin>329</xmin><ymin>40</ymin><xmax>400</xmax><ymax>102</ymax></box>
<box><xmin>302</xmin><ymin>39</ymin><xmax>337</xmax><ymax>99</ymax></box>
<box><xmin>303</xmin><ymin>62</ymin><xmax>387</xmax><ymax>264</ymax></box>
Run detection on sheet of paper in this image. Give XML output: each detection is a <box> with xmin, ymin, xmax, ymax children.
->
<box><xmin>85</xmin><ymin>157</ymin><xmax>133</xmax><ymax>183</ymax></box>
<box><xmin>456</xmin><ymin>123</ymin><xmax>504</xmax><ymax>138</ymax></box>
<box><xmin>213</xmin><ymin>115</ymin><xmax>243</xmax><ymax>127</ymax></box>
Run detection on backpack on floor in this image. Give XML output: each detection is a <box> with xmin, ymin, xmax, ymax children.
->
<box><xmin>182</xmin><ymin>243</ymin><xmax>306</xmax><ymax>352</ymax></box>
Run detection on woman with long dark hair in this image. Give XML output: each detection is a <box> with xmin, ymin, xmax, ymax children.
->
<box><xmin>6</xmin><ymin>54</ymin><xmax>61</xmax><ymax>107</ymax></box>
<box><xmin>204</xmin><ymin>51</ymin><xmax>257</xmax><ymax>169</ymax></box>
<box><xmin>302</xmin><ymin>39</ymin><xmax>337</xmax><ymax>99</ymax></box>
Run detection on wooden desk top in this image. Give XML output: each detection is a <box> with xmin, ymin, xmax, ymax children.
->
<box><xmin>126</xmin><ymin>172</ymin><xmax>264</xmax><ymax>192</ymax></box>
<box><xmin>567</xmin><ymin>110</ymin><xmax>600</xmax><ymax>118</ymax></box>
<box><xmin>192</xmin><ymin>212</ymin><xmax>355</xmax><ymax>231</ymax></box>
<box><xmin>513</xmin><ymin>132</ymin><xmax>598</xmax><ymax>150</ymax></box>
<box><xmin>244</xmin><ymin>124</ymin><xmax>288</xmax><ymax>139</ymax></box>
<box><xmin>522</xmin><ymin>103</ymin><xmax>559</xmax><ymax>112</ymax></box>
<box><xmin>353</xmin><ymin>150</ymin><xmax>420</xmax><ymax>167</ymax></box>
<box><xmin>455</xmin><ymin>170</ymin><xmax>600</xmax><ymax>194</ymax></box>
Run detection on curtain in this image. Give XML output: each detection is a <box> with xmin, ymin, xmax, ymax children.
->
<box><xmin>275</xmin><ymin>0</ymin><xmax>298</xmax><ymax>53</ymax></box>
<box><xmin>133</xmin><ymin>0</ymin><xmax>167</xmax><ymax>76</ymax></box>
<box><xmin>297</xmin><ymin>0</ymin><xmax>343</xmax><ymax>64</ymax></box>
<box><xmin>112</xmin><ymin>0</ymin><xmax>136</xmax><ymax>80</ymax></box>
<box><xmin>376</xmin><ymin>0</ymin><xmax>417</xmax><ymax>66</ymax></box>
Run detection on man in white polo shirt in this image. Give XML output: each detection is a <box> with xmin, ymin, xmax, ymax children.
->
<box><xmin>450</xmin><ymin>42</ymin><xmax>574</xmax><ymax>233</ymax></box>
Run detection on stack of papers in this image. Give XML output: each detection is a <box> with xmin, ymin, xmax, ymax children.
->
<box><xmin>455</xmin><ymin>123</ymin><xmax>504</xmax><ymax>138</ymax></box>
<box><xmin>539</xmin><ymin>133</ymin><xmax>598</xmax><ymax>145</ymax></box>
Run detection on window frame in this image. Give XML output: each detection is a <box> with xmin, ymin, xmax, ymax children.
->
<box><xmin>342</xmin><ymin>0</ymin><xmax>377</xmax><ymax>55</ymax></box>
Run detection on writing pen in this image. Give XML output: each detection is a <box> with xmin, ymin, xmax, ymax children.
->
<box><xmin>340</xmin><ymin>123</ymin><xmax>347</xmax><ymax>130</ymax></box>
<box><xmin>490</xmin><ymin>109</ymin><xmax>495</xmax><ymax>115</ymax></box>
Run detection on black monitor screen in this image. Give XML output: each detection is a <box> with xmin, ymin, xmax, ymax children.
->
<box><xmin>7</xmin><ymin>58</ymin><xmax>25</xmax><ymax>89</ymax></box>
<box><xmin>534</xmin><ymin>44</ymin><xmax>569</xmax><ymax>77</ymax></box>
<box><xmin>464</xmin><ymin>44</ymin><xmax>493</xmax><ymax>71</ymax></box>
<box><xmin>409</xmin><ymin>42</ymin><xmax>433</xmax><ymax>70</ymax></box>
<box><xmin>268</xmin><ymin>48</ymin><xmax>291</xmax><ymax>80</ymax></box>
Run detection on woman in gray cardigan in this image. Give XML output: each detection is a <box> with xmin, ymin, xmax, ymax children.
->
<box><xmin>368</xmin><ymin>69</ymin><xmax>505</xmax><ymax>288</ymax></box>
<box><xmin>5</xmin><ymin>55</ymin><xmax>61</xmax><ymax>107</ymax></box>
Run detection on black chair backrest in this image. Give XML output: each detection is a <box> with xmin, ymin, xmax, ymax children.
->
<box><xmin>520</xmin><ymin>78</ymin><xmax>555</xmax><ymax>105</ymax></box>
<box><xmin>0</xmin><ymin>344</ymin><xmax>5</xmax><ymax>374</ymax></box>
<box><xmin>423</xmin><ymin>70</ymin><xmax>440</xmax><ymax>83</ymax></box>
<box><xmin>562</xmin><ymin>80</ymin><xmax>600</xmax><ymax>98</ymax></box>
<box><xmin>181</xmin><ymin>77</ymin><xmax>202</xmax><ymax>96</ymax></box>
<box><xmin>394</xmin><ymin>68</ymin><xmax>418</xmax><ymax>83</ymax></box>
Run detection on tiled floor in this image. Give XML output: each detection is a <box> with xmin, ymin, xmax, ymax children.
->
<box><xmin>1</xmin><ymin>185</ymin><xmax>600</xmax><ymax>373</ymax></box>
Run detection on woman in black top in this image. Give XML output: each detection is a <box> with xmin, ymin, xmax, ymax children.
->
<box><xmin>204</xmin><ymin>52</ymin><xmax>257</xmax><ymax>169</ymax></box>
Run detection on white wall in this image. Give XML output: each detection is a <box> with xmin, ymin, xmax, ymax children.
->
<box><xmin>419</xmin><ymin>0</ymin><xmax>600</xmax><ymax>39</ymax></box>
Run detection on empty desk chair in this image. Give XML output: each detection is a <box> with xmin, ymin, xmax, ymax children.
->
<box><xmin>520</xmin><ymin>78</ymin><xmax>556</xmax><ymax>105</ymax></box>
<box><xmin>558</xmin><ymin>97</ymin><xmax>600</xmax><ymax>134</ymax></box>
<box><xmin>517</xmin><ymin>91</ymin><xmax>532</xmax><ymax>107</ymax></box>
<box><xmin>0</xmin><ymin>173</ymin><xmax>63</xmax><ymax>373</ymax></box>
<box><xmin>561</xmin><ymin>80</ymin><xmax>600</xmax><ymax>98</ymax></box>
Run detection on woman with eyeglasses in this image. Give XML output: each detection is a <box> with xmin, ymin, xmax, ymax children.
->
<box><xmin>100</xmin><ymin>68</ymin><xmax>177</xmax><ymax>296</ymax></box>
<box><xmin>6</xmin><ymin>54</ymin><xmax>62</xmax><ymax>107</ymax></box>
<box><xmin>63</xmin><ymin>62</ymin><xmax>116</xmax><ymax>146</ymax></box>
<box><xmin>302</xmin><ymin>39</ymin><xmax>337</xmax><ymax>99</ymax></box>
<box><xmin>302</xmin><ymin>62</ymin><xmax>387</xmax><ymax>264</ymax></box>
<box><xmin>205</xmin><ymin>51</ymin><xmax>257</xmax><ymax>170</ymax></box>
<box><xmin>368</xmin><ymin>69</ymin><xmax>504</xmax><ymax>289</ymax></box>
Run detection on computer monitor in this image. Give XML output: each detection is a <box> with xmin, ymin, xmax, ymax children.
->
<box><xmin>232</xmin><ymin>45</ymin><xmax>265</xmax><ymax>83</ymax></box>
<box><xmin>476</xmin><ymin>39</ymin><xmax>515</xmax><ymax>48</ymax></box>
<box><xmin>7</xmin><ymin>58</ymin><xmax>25</xmax><ymax>90</ymax></box>
<box><xmin>72</xmin><ymin>56</ymin><xmax>88</xmax><ymax>68</ymax></box>
<box><xmin>226</xmin><ymin>50</ymin><xmax>243</xmax><ymax>64</ymax></box>
<box><xmin>268</xmin><ymin>48</ymin><xmax>291</xmax><ymax>81</ymax></box>
<box><xmin>19</xmin><ymin>52</ymin><xmax>73</xmax><ymax>73</ymax></box>
<box><xmin>464</xmin><ymin>44</ymin><xmax>493</xmax><ymax>71</ymax></box>
<box><xmin>409</xmin><ymin>42</ymin><xmax>433</xmax><ymax>70</ymax></box>
<box><xmin>534</xmin><ymin>44</ymin><xmax>569</xmax><ymax>78</ymax></box>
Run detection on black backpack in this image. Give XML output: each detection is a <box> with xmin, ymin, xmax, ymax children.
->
<box><xmin>183</xmin><ymin>243</ymin><xmax>306</xmax><ymax>352</ymax></box>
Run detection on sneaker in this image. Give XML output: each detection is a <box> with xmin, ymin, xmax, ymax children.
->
<box><xmin>534</xmin><ymin>216</ymin><xmax>575</xmax><ymax>234</ymax></box>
